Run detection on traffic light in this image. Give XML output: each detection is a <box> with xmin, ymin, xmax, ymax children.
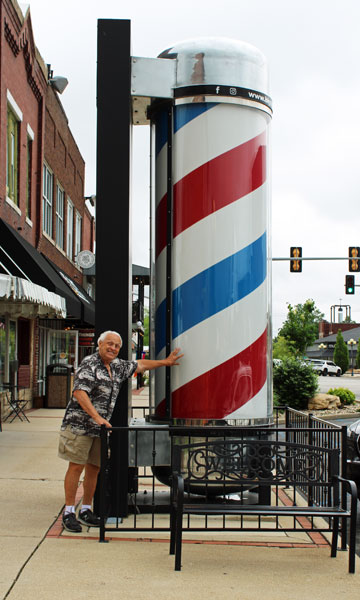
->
<box><xmin>348</xmin><ymin>247</ymin><xmax>360</xmax><ymax>272</ymax></box>
<box><xmin>132</xmin><ymin>299</ymin><xmax>144</xmax><ymax>323</ymax></box>
<box><xmin>290</xmin><ymin>247</ymin><xmax>302</xmax><ymax>272</ymax></box>
<box><xmin>345</xmin><ymin>274</ymin><xmax>355</xmax><ymax>295</ymax></box>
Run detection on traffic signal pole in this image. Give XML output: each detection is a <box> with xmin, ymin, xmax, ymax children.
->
<box><xmin>272</xmin><ymin>257</ymin><xmax>360</xmax><ymax>261</ymax></box>
<box><xmin>273</xmin><ymin>255</ymin><xmax>360</xmax><ymax>294</ymax></box>
<box><xmin>274</xmin><ymin>247</ymin><xmax>360</xmax><ymax>266</ymax></box>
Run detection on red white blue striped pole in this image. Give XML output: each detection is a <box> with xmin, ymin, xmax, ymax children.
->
<box><xmin>153</xmin><ymin>39</ymin><xmax>272</xmax><ymax>425</ymax></box>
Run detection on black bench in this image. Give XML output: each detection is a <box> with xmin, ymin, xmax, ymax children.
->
<box><xmin>170</xmin><ymin>439</ymin><xmax>358</xmax><ymax>572</ymax></box>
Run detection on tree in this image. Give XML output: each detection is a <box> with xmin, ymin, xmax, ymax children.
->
<box><xmin>273</xmin><ymin>359</ymin><xmax>318</xmax><ymax>410</ymax></box>
<box><xmin>333</xmin><ymin>330</ymin><xmax>349</xmax><ymax>374</ymax></box>
<box><xmin>277</xmin><ymin>299</ymin><xmax>324</xmax><ymax>356</ymax></box>
<box><xmin>272</xmin><ymin>335</ymin><xmax>297</xmax><ymax>360</ymax></box>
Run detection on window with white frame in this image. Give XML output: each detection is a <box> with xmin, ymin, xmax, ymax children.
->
<box><xmin>26</xmin><ymin>124</ymin><xmax>34</xmax><ymax>220</ymax></box>
<box><xmin>66</xmin><ymin>198</ymin><xmax>74</xmax><ymax>259</ymax></box>
<box><xmin>6</xmin><ymin>92</ymin><xmax>23</xmax><ymax>208</ymax></box>
<box><xmin>6</xmin><ymin>107</ymin><xmax>20</xmax><ymax>205</ymax></box>
<box><xmin>26</xmin><ymin>136</ymin><xmax>33</xmax><ymax>219</ymax></box>
<box><xmin>43</xmin><ymin>163</ymin><xmax>53</xmax><ymax>237</ymax></box>
<box><xmin>75</xmin><ymin>211</ymin><xmax>82</xmax><ymax>258</ymax></box>
<box><xmin>55</xmin><ymin>184</ymin><xmax>65</xmax><ymax>249</ymax></box>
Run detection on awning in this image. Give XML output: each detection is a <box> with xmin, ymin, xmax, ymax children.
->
<box><xmin>0</xmin><ymin>219</ymin><xmax>88</xmax><ymax>322</ymax></box>
<box><xmin>82</xmin><ymin>262</ymin><xmax>150</xmax><ymax>285</ymax></box>
<box><xmin>42</xmin><ymin>256</ymin><xmax>95</xmax><ymax>326</ymax></box>
<box><xmin>0</xmin><ymin>274</ymin><xmax>67</xmax><ymax>318</ymax></box>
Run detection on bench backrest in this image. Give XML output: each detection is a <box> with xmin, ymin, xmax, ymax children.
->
<box><xmin>172</xmin><ymin>439</ymin><xmax>340</xmax><ymax>489</ymax></box>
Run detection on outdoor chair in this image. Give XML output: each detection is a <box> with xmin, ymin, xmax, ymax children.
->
<box><xmin>1</xmin><ymin>360</ymin><xmax>29</xmax><ymax>423</ymax></box>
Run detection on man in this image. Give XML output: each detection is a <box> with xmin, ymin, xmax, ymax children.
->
<box><xmin>58</xmin><ymin>330</ymin><xmax>183</xmax><ymax>533</ymax></box>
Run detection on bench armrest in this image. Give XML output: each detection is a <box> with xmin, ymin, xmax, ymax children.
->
<box><xmin>333</xmin><ymin>474</ymin><xmax>358</xmax><ymax>512</ymax></box>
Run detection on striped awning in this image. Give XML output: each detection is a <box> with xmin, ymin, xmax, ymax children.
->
<box><xmin>0</xmin><ymin>274</ymin><xmax>66</xmax><ymax>318</ymax></box>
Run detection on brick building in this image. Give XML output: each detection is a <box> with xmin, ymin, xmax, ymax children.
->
<box><xmin>0</xmin><ymin>0</ymin><xmax>95</xmax><ymax>417</ymax></box>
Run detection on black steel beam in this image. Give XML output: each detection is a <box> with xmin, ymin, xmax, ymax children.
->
<box><xmin>165</xmin><ymin>105</ymin><xmax>173</xmax><ymax>418</ymax></box>
<box><xmin>95</xmin><ymin>19</ymin><xmax>132</xmax><ymax>517</ymax></box>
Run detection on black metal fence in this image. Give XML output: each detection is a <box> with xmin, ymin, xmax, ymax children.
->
<box><xmin>97</xmin><ymin>406</ymin><xmax>349</xmax><ymax>541</ymax></box>
<box><xmin>284</xmin><ymin>407</ymin><xmax>347</xmax><ymax>508</ymax></box>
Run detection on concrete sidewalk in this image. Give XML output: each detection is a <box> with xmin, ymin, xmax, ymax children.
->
<box><xmin>1</xmin><ymin>405</ymin><xmax>359</xmax><ymax>600</ymax></box>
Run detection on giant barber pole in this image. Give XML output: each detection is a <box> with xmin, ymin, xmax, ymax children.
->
<box><xmin>152</xmin><ymin>38</ymin><xmax>272</xmax><ymax>425</ymax></box>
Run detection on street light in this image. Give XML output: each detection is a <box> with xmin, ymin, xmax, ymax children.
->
<box><xmin>347</xmin><ymin>338</ymin><xmax>357</xmax><ymax>376</ymax></box>
<box><xmin>85</xmin><ymin>195</ymin><xmax>96</xmax><ymax>207</ymax></box>
<box><xmin>319</xmin><ymin>343</ymin><xmax>327</xmax><ymax>358</ymax></box>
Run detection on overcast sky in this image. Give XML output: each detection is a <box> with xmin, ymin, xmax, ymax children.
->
<box><xmin>24</xmin><ymin>0</ymin><xmax>360</xmax><ymax>335</ymax></box>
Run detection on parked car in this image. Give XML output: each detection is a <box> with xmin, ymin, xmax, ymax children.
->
<box><xmin>347</xmin><ymin>419</ymin><xmax>360</xmax><ymax>486</ymax></box>
<box><xmin>306</xmin><ymin>359</ymin><xmax>342</xmax><ymax>377</ymax></box>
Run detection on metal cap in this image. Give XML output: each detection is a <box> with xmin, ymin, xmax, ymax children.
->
<box><xmin>159</xmin><ymin>37</ymin><xmax>269</xmax><ymax>96</ymax></box>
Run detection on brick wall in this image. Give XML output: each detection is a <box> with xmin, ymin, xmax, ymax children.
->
<box><xmin>37</xmin><ymin>85</ymin><xmax>87</xmax><ymax>284</ymax></box>
<box><xmin>319</xmin><ymin>320</ymin><xmax>360</xmax><ymax>338</ymax></box>
<box><xmin>1</xmin><ymin>1</ymin><xmax>88</xmax><ymax>284</ymax></box>
<box><xmin>0</xmin><ymin>0</ymin><xmax>47</xmax><ymax>246</ymax></box>
<box><xmin>0</xmin><ymin>1</ymin><xmax>92</xmax><ymax>409</ymax></box>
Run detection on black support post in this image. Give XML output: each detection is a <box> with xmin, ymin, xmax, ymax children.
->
<box><xmin>165</xmin><ymin>105</ymin><xmax>173</xmax><ymax>418</ymax></box>
<box><xmin>95</xmin><ymin>19</ymin><xmax>132</xmax><ymax>517</ymax></box>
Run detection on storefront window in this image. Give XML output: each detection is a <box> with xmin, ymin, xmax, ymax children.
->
<box><xmin>37</xmin><ymin>327</ymin><xmax>78</xmax><ymax>397</ymax></box>
<box><xmin>0</xmin><ymin>318</ymin><xmax>5</xmax><ymax>385</ymax></box>
<box><xmin>37</xmin><ymin>327</ymin><xmax>48</xmax><ymax>396</ymax></box>
<box><xmin>0</xmin><ymin>318</ymin><xmax>16</xmax><ymax>386</ymax></box>
<box><xmin>9</xmin><ymin>320</ymin><xmax>16</xmax><ymax>362</ymax></box>
<box><xmin>49</xmin><ymin>330</ymin><xmax>78</xmax><ymax>368</ymax></box>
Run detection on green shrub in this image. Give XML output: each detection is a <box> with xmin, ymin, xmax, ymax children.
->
<box><xmin>273</xmin><ymin>359</ymin><xmax>318</xmax><ymax>410</ymax></box>
<box><xmin>272</xmin><ymin>391</ymin><xmax>281</xmax><ymax>407</ymax></box>
<box><xmin>327</xmin><ymin>387</ymin><xmax>356</xmax><ymax>405</ymax></box>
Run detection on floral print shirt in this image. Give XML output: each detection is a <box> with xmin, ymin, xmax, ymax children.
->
<box><xmin>61</xmin><ymin>352</ymin><xmax>137</xmax><ymax>436</ymax></box>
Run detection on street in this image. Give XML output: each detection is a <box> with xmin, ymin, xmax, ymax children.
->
<box><xmin>317</xmin><ymin>374</ymin><xmax>360</xmax><ymax>399</ymax></box>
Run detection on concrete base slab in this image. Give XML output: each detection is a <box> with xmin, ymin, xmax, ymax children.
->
<box><xmin>1</xmin><ymin>406</ymin><xmax>358</xmax><ymax>600</ymax></box>
<box><xmin>0</xmin><ymin>537</ymin><xmax>40</xmax><ymax>600</ymax></box>
<box><xmin>0</xmin><ymin>435</ymin><xmax>65</xmax><ymax>480</ymax></box>
<box><xmin>5</xmin><ymin>538</ymin><xmax>359</xmax><ymax>600</ymax></box>
<box><xmin>0</xmin><ymin>480</ymin><xmax>62</xmax><ymax>537</ymax></box>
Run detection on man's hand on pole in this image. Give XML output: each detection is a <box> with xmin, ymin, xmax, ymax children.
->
<box><xmin>136</xmin><ymin>348</ymin><xmax>184</xmax><ymax>374</ymax></box>
<box><xmin>164</xmin><ymin>347</ymin><xmax>184</xmax><ymax>366</ymax></box>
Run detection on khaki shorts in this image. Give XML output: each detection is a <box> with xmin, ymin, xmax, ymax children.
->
<box><xmin>58</xmin><ymin>426</ymin><xmax>101</xmax><ymax>467</ymax></box>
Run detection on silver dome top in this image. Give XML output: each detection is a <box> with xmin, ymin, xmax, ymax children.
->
<box><xmin>159</xmin><ymin>37</ymin><xmax>269</xmax><ymax>96</ymax></box>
